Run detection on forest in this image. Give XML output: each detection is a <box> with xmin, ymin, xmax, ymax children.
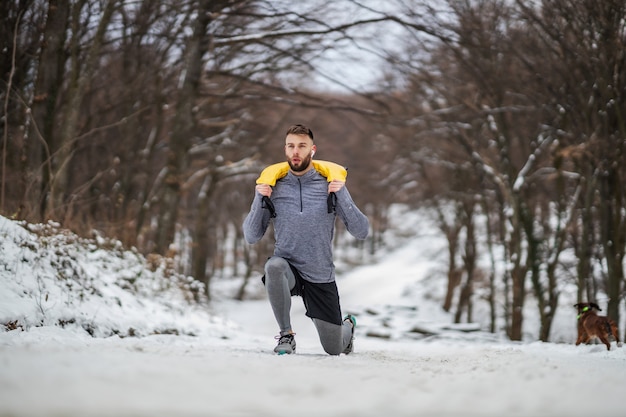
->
<box><xmin>1</xmin><ymin>0</ymin><xmax>625</xmax><ymax>342</ymax></box>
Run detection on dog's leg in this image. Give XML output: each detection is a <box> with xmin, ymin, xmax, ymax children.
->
<box><xmin>610</xmin><ymin>320</ymin><xmax>622</xmax><ymax>348</ymax></box>
<box><xmin>576</xmin><ymin>321</ymin><xmax>586</xmax><ymax>346</ymax></box>
<box><xmin>599</xmin><ymin>334</ymin><xmax>612</xmax><ymax>350</ymax></box>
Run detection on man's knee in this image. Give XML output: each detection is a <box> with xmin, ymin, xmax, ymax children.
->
<box><xmin>264</xmin><ymin>257</ymin><xmax>289</xmax><ymax>281</ymax></box>
<box><xmin>321</xmin><ymin>341</ymin><xmax>342</xmax><ymax>356</ymax></box>
<box><xmin>313</xmin><ymin>318</ymin><xmax>343</xmax><ymax>355</ymax></box>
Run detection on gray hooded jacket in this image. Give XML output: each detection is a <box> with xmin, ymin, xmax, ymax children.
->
<box><xmin>243</xmin><ymin>168</ymin><xmax>369</xmax><ymax>283</ymax></box>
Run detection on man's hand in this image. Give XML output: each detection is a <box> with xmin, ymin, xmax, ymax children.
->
<box><xmin>328</xmin><ymin>180</ymin><xmax>345</xmax><ymax>193</ymax></box>
<box><xmin>256</xmin><ymin>184</ymin><xmax>272</xmax><ymax>197</ymax></box>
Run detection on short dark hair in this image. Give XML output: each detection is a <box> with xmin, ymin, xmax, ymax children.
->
<box><xmin>286</xmin><ymin>124</ymin><xmax>314</xmax><ymax>141</ymax></box>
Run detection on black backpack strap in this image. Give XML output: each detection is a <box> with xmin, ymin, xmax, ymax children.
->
<box><xmin>262</xmin><ymin>196</ymin><xmax>276</xmax><ymax>218</ymax></box>
<box><xmin>327</xmin><ymin>192</ymin><xmax>337</xmax><ymax>214</ymax></box>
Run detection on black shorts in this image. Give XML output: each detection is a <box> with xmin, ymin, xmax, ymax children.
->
<box><xmin>263</xmin><ymin>263</ymin><xmax>342</xmax><ymax>326</ymax></box>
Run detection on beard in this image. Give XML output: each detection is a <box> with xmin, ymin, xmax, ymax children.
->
<box><xmin>288</xmin><ymin>152</ymin><xmax>313</xmax><ymax>172</ymax></box>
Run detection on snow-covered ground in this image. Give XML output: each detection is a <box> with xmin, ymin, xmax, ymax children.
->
<box><xmin>1</xmin><ymin>213</ymin><xmax>625</xmax><ymax>417</ymax></box>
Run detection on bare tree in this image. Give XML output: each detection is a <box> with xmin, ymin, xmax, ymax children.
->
<box><xmin>380</xmin><ymin>0</ymin><xmax>587</xmax><ymax>340</ymax></box>
<box><xmin>516</xmin><ymin>0</ymin><xmax>626</xmax><ymax>326</ymax></box>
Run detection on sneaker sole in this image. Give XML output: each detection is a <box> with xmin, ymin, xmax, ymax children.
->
<box><xmin>274</xmin><ymin>344</ymin><xmax>296</xmax><ymax>355</ymax></box>
<box><xmin>343</xmin><ymin>315</ymin><xmax>356</xmax><ymax>354</ymax></box>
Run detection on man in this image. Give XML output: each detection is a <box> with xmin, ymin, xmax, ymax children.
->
<box><xmin>243</xmin><ymin>124</ymin><xmax>369</xmax><ymax>355</ymax></box>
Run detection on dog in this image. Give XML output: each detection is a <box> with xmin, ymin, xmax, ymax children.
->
<box><xmin>574</xmin><ymin>302</ymin><xmax>622</xmax><ymax>350</ymax></box>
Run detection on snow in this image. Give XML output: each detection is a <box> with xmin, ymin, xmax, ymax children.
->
<box><xmin>1</xmin><ymin>213</ymin><xmax>626</xmax><ymax>417</ymax></box>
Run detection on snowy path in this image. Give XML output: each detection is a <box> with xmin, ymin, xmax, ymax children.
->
<box><xmin>2</xmin><ymin>297</ymin><xmax>626</xmax><ymax>417</ymax></box>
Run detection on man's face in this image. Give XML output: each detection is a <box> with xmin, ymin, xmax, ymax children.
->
<box><xmin>285</xmin><ymin>133</ymin><xmax>316</xmax><ymax>173</ymax></box>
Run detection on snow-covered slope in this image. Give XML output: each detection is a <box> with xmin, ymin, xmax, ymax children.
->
<box><xmin>0</xmin><ymin>216</ymin><xmax>231</xmax><ymax>338</ymax></box>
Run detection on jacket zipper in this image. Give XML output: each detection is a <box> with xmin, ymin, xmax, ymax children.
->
<box><xmin>298</xmin><ymin>178</ymin><xmax>303</xmax><ymax>212</ymax></box>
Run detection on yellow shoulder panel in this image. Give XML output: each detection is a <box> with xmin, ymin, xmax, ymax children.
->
<box><xmin>256</xmin><ymin>160</ymin><xmax>347</xmax><ymax>185</ymax></box>
<box><xmin>312</xmin><ymin>160</ymin><xmax>347</xmax><ymax>183</ymax></box>
<box><xmin>256</xmin><ymin>162</ymin><xmax>290</xmax><ymax>186</ymax></box>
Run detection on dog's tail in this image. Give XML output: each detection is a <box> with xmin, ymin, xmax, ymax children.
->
<box><xmin>608</xmin><ymin>320</ymin><xmax>622</xmax><ymax>347</ymax></box>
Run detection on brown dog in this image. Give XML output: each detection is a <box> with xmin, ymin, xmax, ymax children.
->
<box><xmin>574</xmin><ymin>302</ymin><xmax>622</xmax><ymax>350</ymax></box>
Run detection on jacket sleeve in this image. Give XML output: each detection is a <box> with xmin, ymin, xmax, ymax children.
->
<box><xmin>243</xmin><ymin>192</ymin><xmax>271</xmax><ymax>244</ymax></box>
<box><xmin>334</xmin><ymin>187</ymin><xmax>369</xmax><ymax>240</ymax></box>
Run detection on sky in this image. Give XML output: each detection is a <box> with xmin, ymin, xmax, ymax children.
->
<box><xmin>1</xmin><ymin>210</ymin><xmax>626</xmax><ymax>417</ymax></box>
<box><xmin>292</xmin><ymin>0</ymin><xmax>416</xmax><ymax>93</ymax></box>
<box><xmin>308</xmin><ymin>0</ymin><xmax>446</xmax><ymax>93</ymax></box>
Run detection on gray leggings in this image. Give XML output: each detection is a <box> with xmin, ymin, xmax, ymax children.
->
<box><xmin>264</xmin><ymin>256</ymin><xmax>353</xmax><ymax>355</ymax></box>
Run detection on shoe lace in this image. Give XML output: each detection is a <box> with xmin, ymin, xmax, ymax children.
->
<box><xmin>276</xmin><ymin>333</ymin><xmax>294</xmax><ymax>344</ymax></box>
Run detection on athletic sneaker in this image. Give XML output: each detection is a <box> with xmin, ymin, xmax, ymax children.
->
<box><xmin>343</xmin><ymin>315</ymin><xmax>357</xmax><ymax>354</ymax></box>
<box><xmin>274</xmin><ymin>333</ymin><xmax>296</xmax><ymax>355</ymax></box>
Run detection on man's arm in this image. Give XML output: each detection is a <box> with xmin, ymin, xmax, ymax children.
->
<box><xmin>243</xmin><ymin>192</ymin><xmax>271</xmax><ymax>244</ymax></box>
<box><xmin>334</xmin><ymin>186</ymin><xmax>369</xmax><ymax>240</ymax></box>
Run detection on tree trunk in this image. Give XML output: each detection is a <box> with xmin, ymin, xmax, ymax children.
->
<box><xmin>443</xmin><ymin>228</ymin><xmax>462</xmax><ymax>313</ymax></box>
<box><xmin>523</xmin><ymin>203</ymin><xmax>547</xmax><ymax>340</ymax></box>
<box><xmin>575</xmin><ymin>173</ymin><xmax>596</xmax><ymax>302</ymax></box>
<box><xmin>509</xmin><ymin>199</ymin><xmax>527</xmax><ymax>341</ymax></box>
<box><xmin>192</xmin><ymin>174</ymin><xmax>219</xmax><ymax>300</ymax></box>
<box><xmin>599</xmin><ymin>167</ymin><xmax>625</xmax><ymax>324</ymax></box>
<box><xmin>436</xmin><ymin>202</ymin><xmax>463</xmax><ymax>313</ymax></box>
<box><xmin>235</xmin><ymin>225</ymin><xmax>253</xmax><ymax>301</ymax></box>
<box><xmin>455</xmin><ymin>202</ymin><xmax>476</xmax><ymax>323</ymax></box>
<box><xmin>481</xmin><ymin>195</ymin><xmax>498</xmax><ymax>333</ymax></box>
<box><xmin>154</xmin><ymin>1</ymin><xmax>212</xmax><ymax>253</ymax></box>
<box><xmin>28</xmin><ymin>0</ymin><xmax>70</xmax><ymax>220</ymax></box>
<box><xmin>47</xmin><ymin>0</ymin><xmax>116</xmax><ymax>221</ymax></box>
